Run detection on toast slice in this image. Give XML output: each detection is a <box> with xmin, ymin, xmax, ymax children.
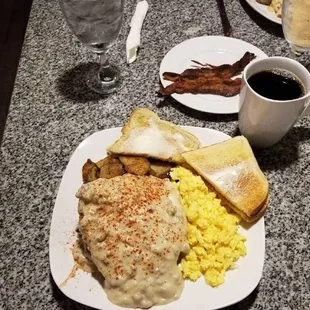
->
<box><xmin>182</xmin><ymin>136</ymin><xmax>269</xmax><ymax>222</ymax></box>
<box><xmin>107</xmin><ymin>108</ymin><xmax>201</xmax><ymax>163</ymax></box>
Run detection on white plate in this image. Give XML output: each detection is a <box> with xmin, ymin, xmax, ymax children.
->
<box><xmin>159</xmin><ymin>36</ymin><xmax>268</xmax><ymax>114</ymax></box>
<box><xmin>245</xmin><ymin>0</ymin><xmax>282</xmax><ymax>24</ymax></box>
<box><xmin>49</xmin><ymin>127</ymin><xmax>265</xmax><ymax>310</ymax></box>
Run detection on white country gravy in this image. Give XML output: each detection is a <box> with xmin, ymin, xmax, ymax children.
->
<box><xmin>75</xmin><ymin>174</ymin><xmax>189</xmax><ymax>308</ymax></box>
<box><xmin>72</xmin><ymin>238</ymin><xmax>97</xmax><ymax>273</ymax></box>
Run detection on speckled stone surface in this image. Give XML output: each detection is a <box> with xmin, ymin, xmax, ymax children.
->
<box><xmin>0</xmin><ymin>0</ymin><xmax>309</xmax><ymax>309</ymax></box>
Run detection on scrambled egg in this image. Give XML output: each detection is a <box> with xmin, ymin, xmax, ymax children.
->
<box><xmin>170</xmin><ymin>167</ymin><xmax>247</xmax><ymax>287</ymax></box>
<box><xmin>269</xmin><ymin>0</ymin><xmax>282</xmax><ymax>18</ymax></box>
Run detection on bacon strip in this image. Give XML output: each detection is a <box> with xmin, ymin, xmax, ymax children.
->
<box><xmin>160</xmin><ymin>52</ymin><xmax>255</xmax><ymax>97</ymax></box>
<box><xmin>159</xmin><ymin>77</ymin><xmax>241</xmax><ymax>97</ymax></box>
<box><xmin>163</xmin><ymin>52</ymin><xmax>256</xmax><ymax>82</ymax></box>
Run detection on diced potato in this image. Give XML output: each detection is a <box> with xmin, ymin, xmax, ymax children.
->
<box><xmin>98</xmin><ymin>156</ymin><xmax>125</xmax><ymax>179</ymax></box>
<box><xmin>119</xmin><ymin>156</ymin><xmax>151</xmax><ymax>176</ymax></box>
<box><xmin>149</xmin><ymin>160</ymin><xmax>175</xmax><ymax>179</ymax></box>
<box><xmin>82</xmin><ymin>159</ymin><xmax>99</xmax><ymax>183</ymax></box>
<box><xmin>256</xmin><ymin>0</ymin><xmax>271</xmax><ymax>5</ymax></box>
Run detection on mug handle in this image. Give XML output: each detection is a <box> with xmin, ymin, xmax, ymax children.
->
<box><xmin>298</xmin><ymin>99</ymin><xmax>310</xmax><ymax>120</ymax></box>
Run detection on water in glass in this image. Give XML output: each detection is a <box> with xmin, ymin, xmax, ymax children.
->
<box><xmin>59</xmin><ymin>0</ymin><xmax>124</xmax><ymax>94</ymax></box>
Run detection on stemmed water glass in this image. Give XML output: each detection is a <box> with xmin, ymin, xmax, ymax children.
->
<box><xmin>59</xmin><ymin>0</ymin><xmax>125</xmax><ymax>94</ymax></box>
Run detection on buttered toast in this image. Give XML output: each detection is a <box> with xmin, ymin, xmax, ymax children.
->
<box><xmin>107</xmin><ymin>108</ymin><xmax>201</xmax><ymax>163</ymax></box>
<box><xmin>182</xmin><ymin>136</ymin><xmax>269</xmax><ymax>222</ymax></box>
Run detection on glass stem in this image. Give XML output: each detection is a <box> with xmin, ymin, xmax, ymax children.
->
<box><xmin>98</xmin><ymin>51</ymin><xmax>112</xmax><ymax>83</ymax></box>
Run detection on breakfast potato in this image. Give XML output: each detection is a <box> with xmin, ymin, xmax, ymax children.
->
<box><xmin>82</xmin><ymin>159</ymin><xmax>99</xmax><ymax>183</ymax></box>
<box><xmin>119</xmin><ymin>156</ymin><xmax>151</xmax><ymax>175</ymax></box>
<box><xmin>96</xmin><ymin>157</ymin><xmax>112</xmax><ymax>169</ymax></box>
<box><xmin>149</xmin><ymin>160</ymin><xmax>175</xmax><ymax>179</ymax></box>
<box><xmin>256</xmin><ymin>0</ymin><xmax>271</xmax><ymax>4</ymax></box>
<box><xmin>97</xmin><ymin>156</ymin><xmax>125</xmax><ymax>179</ymax></box>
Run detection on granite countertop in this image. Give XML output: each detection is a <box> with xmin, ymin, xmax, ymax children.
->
<box><xmin>1</xmin><ymin>0</ymin><xmax>309</xmax><ymax>309</ymax></box>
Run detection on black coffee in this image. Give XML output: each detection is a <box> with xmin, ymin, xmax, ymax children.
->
<box><xmin>248</xmin><ymin>69</ymin><xmax>305</xmax><ymax>100</ymax></box>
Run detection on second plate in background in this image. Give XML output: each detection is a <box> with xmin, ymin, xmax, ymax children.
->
<box><xmin>159</xmin><ymin>36</ymin><xmax>268</xmax><ymax>114</ymax></box>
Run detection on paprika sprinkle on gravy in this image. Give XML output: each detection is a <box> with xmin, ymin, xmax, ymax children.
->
<box><xmin>75</xmin><ymin>174</ymin><xmax>189</xmax><ymax>308</ymax></box>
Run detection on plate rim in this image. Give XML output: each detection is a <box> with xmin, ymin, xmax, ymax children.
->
<box><xmin>159</xmin><ymin>36</ymin><xmax>268</xmax><ymax>114</ymax></box>
<box><xmin>244</xmin><ymin>0</ymin><xmax>282</xmax><ymax>25</ymax></box>
<box><xmin>49</xmin><ymin>126</ymin><xmax>265</xmax><ymax>310</ymax></box>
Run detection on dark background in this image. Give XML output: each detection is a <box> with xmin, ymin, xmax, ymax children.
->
<box><xmin>0</xmin><ymin>0</ymin><xmax>33</xmax><ymax>144</ymax></box>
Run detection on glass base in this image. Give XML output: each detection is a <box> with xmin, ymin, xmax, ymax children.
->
<box><xmin>87</xmin><ymin>64</ymin><xmax>122</xmax><ymax>95</ymax></box>
<box><xmin>289</xmin><ymin>43</ymin><xmax>310</xmax><ymax>56</ymax></box>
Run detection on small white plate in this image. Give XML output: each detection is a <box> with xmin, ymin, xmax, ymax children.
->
<box><xmin>49</xmin><ymin>127</ymin><xmax>265</xmax><ymax>310</ymax></box>
<box><xmin>159</xmin><ymin>36</ymin><xmax>268</xmax><ymax>114</ymax></box>
<box><xmin>245</xmin><ymin>0</ymin><xmax>282</xmax><ymax>25</ymax></box>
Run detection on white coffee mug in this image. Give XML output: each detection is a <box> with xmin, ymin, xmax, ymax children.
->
<box><xmin>239</xmin><ymin>57</ymin><xmax>310</xmax><ymax>148</ymax></box>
